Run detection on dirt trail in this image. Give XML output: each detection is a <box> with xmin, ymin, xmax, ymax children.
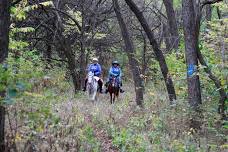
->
<box><xmin>54</xmin><ymin>84</ymin><xmax>135</xmax><ymax>152</ymax></box>
<box><xmin>75</xmin><ymin>95</ymin><xmax>122</xmax><ymax>152</ymax></box>
<box><xmin>84</xmin><ymin>114</ymin><xmax>119</xmax><ymax>152</ymax></box>
<box><xmin>57</xmin><ymin>96</ymin><xmax>121</xmax><ymax>151</ymax></box>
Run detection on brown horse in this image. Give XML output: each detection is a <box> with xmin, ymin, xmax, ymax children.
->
<box><xmin>107</xmin><ymin>77</ymin><xmax>119</xmax><ymax>104</ymax></box>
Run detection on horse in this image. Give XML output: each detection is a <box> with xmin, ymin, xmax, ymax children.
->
<box><xmin>107</xmin><ymin>76</ymin><xmax>120</xmax><ymax>104</ymax></box>
<box><xmin>87</xmin><ymin>71</ymin><xmax>99</xmax><ymax>102</ymax></box>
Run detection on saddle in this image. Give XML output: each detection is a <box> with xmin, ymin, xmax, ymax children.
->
<box><xmin>107</xmin><ymin>77</ymin><xmax>119</xmax><ymax>87</ymax></box>
<box><xmin>93</xmin><ymin>76</ymin><xmax>100</xmax><ymax>81</ymax></box>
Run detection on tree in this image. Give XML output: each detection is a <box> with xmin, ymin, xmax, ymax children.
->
<box><xmin>194</xmin><ymin>0</ymin><xmax>227</xmax><ymax>118</ymax></box>
<box><xmin>206</xmin><ymin>5</ymin><xmax>212</xmax><ymax>21</ymax></box>
<box><xmin>113</xmin><ymin>0</ymin><xmax>144</xmax><ymax>106</ymax></box>
<box><xmin>182</xmin><ymin>0</ymin><xmax>202</xmax><ymax>108</ymax></box>
<box><xmin>163</xmin><ymin>0</ymin><xmax>179</xmax><ymax>50</ymax></box>
<box><xmin>21</xmin><ymin>0</ymin><xmax>112</xmax><ymax>92</ymax></box>
<box><xmin>0</xmin><ymin>0</ymin><xmax>11</xmax><ymax>151</ymax></box>
<box><xmin>125</xmin><ymin>0</ymin><xmax>177</xmax><ymax>102</ymax></box>
<box><xmin>52</xmin><ymin>0</ymin><xmax>81</xmax><ymax>93</ymax></box>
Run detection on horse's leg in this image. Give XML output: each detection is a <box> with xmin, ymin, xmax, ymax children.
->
<box><xmin>116</xmin><ymin>89</ymin><xmax>119</xmax><ymax>101</ymax></box>
<box><xmin>95</xmin><ymin>89</ymin><xmax>99</xmax><ymax>101</ymax></box>
<box><xmin>110</xmin><ymin>93</ymin><xmax>112</xmax><ymax>104</ymax></box>
<box><xmin>95</xmin><ymin>83</ymin><xmax>99</xmax><ymax>101</ymax></box>
<box><xmin>87</xmin><ymin>86</ymin><xmax>91</xmax><ymax>100</ymax></box>
<box><xmin>95</xmin><ymin>92</ymin><xmax>98</xmax><ymax>101</ymax></box>
<box><xmin>113</xmin><ymin>94</ymin><xmax>115</xmax><ymax>104</ymax></box>
<box><xmin>92</xmin><ymin>87</ymin><xmax>97</xmax><ymax>102</ymax></box>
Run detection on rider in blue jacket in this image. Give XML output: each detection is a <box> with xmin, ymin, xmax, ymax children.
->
<box><xmin>83</xmin><ymin>58</ymin><xmax>103</xmax><ymax>93</ymax></box>
<box><xmin>105</xmin><ymin>61</ymin><xmax>124</xmax><ymax>93</ymax></box>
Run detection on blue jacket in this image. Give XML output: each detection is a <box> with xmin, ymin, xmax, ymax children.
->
<box><xmin>87</xmin><ymin>63</ymin><xmax>102</xmax><ymax>76</ymax></box>
<box><xmin>108</xmin><ymin>66</ymin><xmax>122</xmax><ymax>78</ymax></box>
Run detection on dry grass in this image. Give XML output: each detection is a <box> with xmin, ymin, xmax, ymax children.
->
<box><xmin>4</xmin><ymin>82</ymin><xmax>227</xmax><ymax>152</ymax></box>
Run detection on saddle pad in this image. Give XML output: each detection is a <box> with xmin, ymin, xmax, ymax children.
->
<box><xmin>94</xmin><ymin>76</ymin><xmax>100</xmax><ymax>81</ymax></box>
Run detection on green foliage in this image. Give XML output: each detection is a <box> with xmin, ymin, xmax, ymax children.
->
<box><xmin>0</xmin><ymin>51</ymin><xmax>43</xmax><ymax>104</ymax></box>
<box><xmin>213</xmin><ymin>2</ymin><xmax>228</xmax><ymax>12</ymax></box>
<box><xmin>10</xmin><ymin>1</ymin><xmax>53</xmax><ymax>21</ymax></box>
<box><xmin>80</xmin><ymin>126</ymin><xmax>101</xmax><ymax>152</ymax></box>
<box><xmin>173</xmin><ymin>0</ymin><xmax>182</xmax><ymax>9</ymax></box>
<box><xmin>111</xmin><ymin>128</ymin><xmax>146</xmax><ymax>152</ymax></box>
<box><xmin>3</xmin><ymin>0</ymin><xmax>227</xmax><ymax>151</ymax></box>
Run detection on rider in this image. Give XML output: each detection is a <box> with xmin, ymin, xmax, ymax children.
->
<box><xmin>83</xmin><ymin>57</ymin><xmax>103</xmax><ymax>93</ymax></box>
<box><xmin>105</xmin><ymin>60</ymin><xmax>124</xmax><ymax>93</ymax></box>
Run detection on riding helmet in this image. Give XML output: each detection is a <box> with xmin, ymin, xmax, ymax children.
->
<box><xmin>112</xmin><ymin>60</ymin><xmax>119</xmax><ymax>65</ymax></box>
<box><xmin>92</xmin><ymin>57</ymin><xmax>98</xmax><ymax>62</ymax></box>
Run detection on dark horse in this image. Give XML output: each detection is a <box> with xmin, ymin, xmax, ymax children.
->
<box><xmin>107</xmin><ymin>76</ymin><xmax>120</xmax><ymax>104</ymax></box>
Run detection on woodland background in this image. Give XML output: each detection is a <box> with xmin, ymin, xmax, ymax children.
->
<box><xmin>0</xmin><ymin>0</ymin><xmax>227</xmax><ymax>151</ymax></box>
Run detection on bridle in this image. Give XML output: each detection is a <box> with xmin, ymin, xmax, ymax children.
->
<box><xmin>111</xmin><ymin>76</ymin><xmax>118</xmax><ymax>88</ymax></box>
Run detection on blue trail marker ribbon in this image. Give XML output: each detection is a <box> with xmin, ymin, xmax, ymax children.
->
<box><xmin>187</xmin><ymin>64</ymin><xmax>196</xmax><ymax>77</ymax></box>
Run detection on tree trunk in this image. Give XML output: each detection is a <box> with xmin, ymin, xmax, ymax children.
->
<box><xmin>197</xmin><ymin>47</ymin><xmax>227</xmax><ymax>118</ymax></box>
<box><xmin>113</xmin><ymin>0</ymin><xmax>144</xmax><ymax>106</ymax></box>
<box><xmin>0</xmin><ymin>106</ymin><xmax>5</xmax><ymax>152</ymax></box>
<box><xmin>125</xmin><ymin>0</ymin><xmax>176</xmax><ymax>102</ymax></box>
<box><xmin>195</xmin><ymin>3</ymin><xmax>227</xmax><ymax>118</ymax></box>
<box><xmin>53</xmin><ymin>1</ymin><xmax>80</xmax><ymax>93</ymax></box>
<box><xmin>79</xmin><ymin>44</ymin><xmax>86</xmax><ymax>88</ymax></box>
<box><xmin>61</xmin><ymin>39</ymin><xmax>80</xmax><ymax>93</ymax></box>
<box><xmin>44</xmin><ymin>40</ymin><xmax>52</xmax><ymax>69</ymax></box>
<box><xmin>141</xmin><ymin>34</ymin><xmax>147</xmax><ymax>76</ymax></box>
<box><xmin>0</xmin><ymin>0</ymin><xmax>10</xmax><ymax>151</ymax></box>
<box><xmin>163</xmin><ymin>0</ymin><xmax>179</xmax><ymax>50</ymax></box>
<box><xmin>182</xmin><ymin>0</ymin><xmax>202</xmax><ymax>108</ymax></box>
<box><xmin>216</xmin><ymin>7</ymin><xmax>221</xmax><ymax>19</ymax></box>
<box><xmin>79</xmin><ymin>21</ymin><xmax>86</xmax><ymax>89</ymax></box>
<box><xmin>0</xmin><ymin>0</ymin><xmax>10</xmax><ymax>63</ymax></box>
<box><xmin>205</xmin><ymin>5</ymin><xmax>212</xmax><ymax>21</ymax></box>
<box><xmin>79</xmin><ymin>4</ymin><xmax>87</xmax><ymax>89</ymax></box>
<box><xmin>163</xmin><ymin>23</ymin><xmax>172</xmax><ymax>51</ymax></box>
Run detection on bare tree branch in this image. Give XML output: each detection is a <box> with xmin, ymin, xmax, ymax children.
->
<box><xmin>11</xmin><ymin>0</ymin><xmax>23</xmax><ymax>6</ymax></box>
<box><xmin>201</xmin><ymin>0</ymin><xmax>223</xmax><ymax>8</ymax></box>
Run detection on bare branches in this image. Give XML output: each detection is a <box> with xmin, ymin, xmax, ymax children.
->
<box><xmin>11</xmin><ymin>0</ymin><xmax>23</xmax><ymax>7</ymax></box>
<box><xmin>201</xmin><ymin>0</ymin><xmax>223</xmax><ymax>8</ymax></box>
<box><xmin>47</xmin><ymin>7</ymin><xmax>82</xmax><ymax>31</ymax></box>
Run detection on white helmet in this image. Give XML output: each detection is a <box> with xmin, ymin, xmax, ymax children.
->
<box><xmin>92</xmin><ymin>57</ymin><xmax>98</xmax><ymax>62</ymax></box>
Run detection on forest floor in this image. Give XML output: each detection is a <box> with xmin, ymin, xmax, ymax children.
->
<box><xmin>5</xmin><ymin>83</ymin><xmax>228</xmax><ymax>152</ymax></box>
<box><xmin>55</xmin><ymin>84</ymin><xmax>136</xmax><ymax>152</ymax></box>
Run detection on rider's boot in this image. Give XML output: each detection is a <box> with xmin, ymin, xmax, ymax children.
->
<box><xmin>120</xmin><ymin>87</ymin><xmax>124</xmax><ymax>93</ymax></box>
<box><xmin>98</xmin><ymin>80</ymin><xmax>103</xmax><ymax>93</ymax></box>
<box><xmin>119</xmin><ymin>82</ymin><xmax>124</xmax><ymax>93</ymax></box>
<box><xmin>99</xmin><ymin>87</ymin><xmax>103</xmax><ymax>94</ymax></box>
<box><xmin>83</xmin><ymin>87</ymin><xmax>86</xmax><ymax>92</ymax></box>
<box><xmin>105</xmin><ymin>82</ymin><xmax>109</xmax><ymax>94</ymax></box>
<box><xmin>82</xmin><ymin>79</ymin><xmax>87</xmax><ymax>91</ymax></box>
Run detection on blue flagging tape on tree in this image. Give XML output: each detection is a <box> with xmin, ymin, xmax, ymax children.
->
<box><xmin>187</xmin><ymin>64</ymin><xmax>195</xmax><ymax>77</ymax></box>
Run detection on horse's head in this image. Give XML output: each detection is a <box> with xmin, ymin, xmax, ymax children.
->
<box><xmin>87</xmin><ymin>71</ymin><xmax>98</xmax><ymax>101</ymax></box>
<box><xmin>88</xmin><ymin>71</ymin><xmax>94</xmax><ymax>84</ymax></box>
<box><xmin>109</xmin><ymin>76</ymin><xmax>119</xmax><ymax>104</ymax></box>
<box><xmin>111</xmin><ymin>76</ymin><xmax>118</xmax><ymax>87</ymax></box>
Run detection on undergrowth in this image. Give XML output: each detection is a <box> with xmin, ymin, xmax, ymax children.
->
<box><xmin>2</xmin><ymin>53</ymin><xmax>227</xmax><ymax>152</ymax></box>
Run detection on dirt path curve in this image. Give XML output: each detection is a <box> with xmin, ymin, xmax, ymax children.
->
<box><xmin>56</xmin><ymin>85</ymin><xmax>135</xmax><ymax>151</ymax></box>
<box><xmin>84</xmin><ymin>114</ymin><xmax>119</xmax><ymax>152</ymax></box>
<box><xmin>58</xmin><ymin>92</ymin><xmax>122</xmax><ymax>152</ymax></box>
